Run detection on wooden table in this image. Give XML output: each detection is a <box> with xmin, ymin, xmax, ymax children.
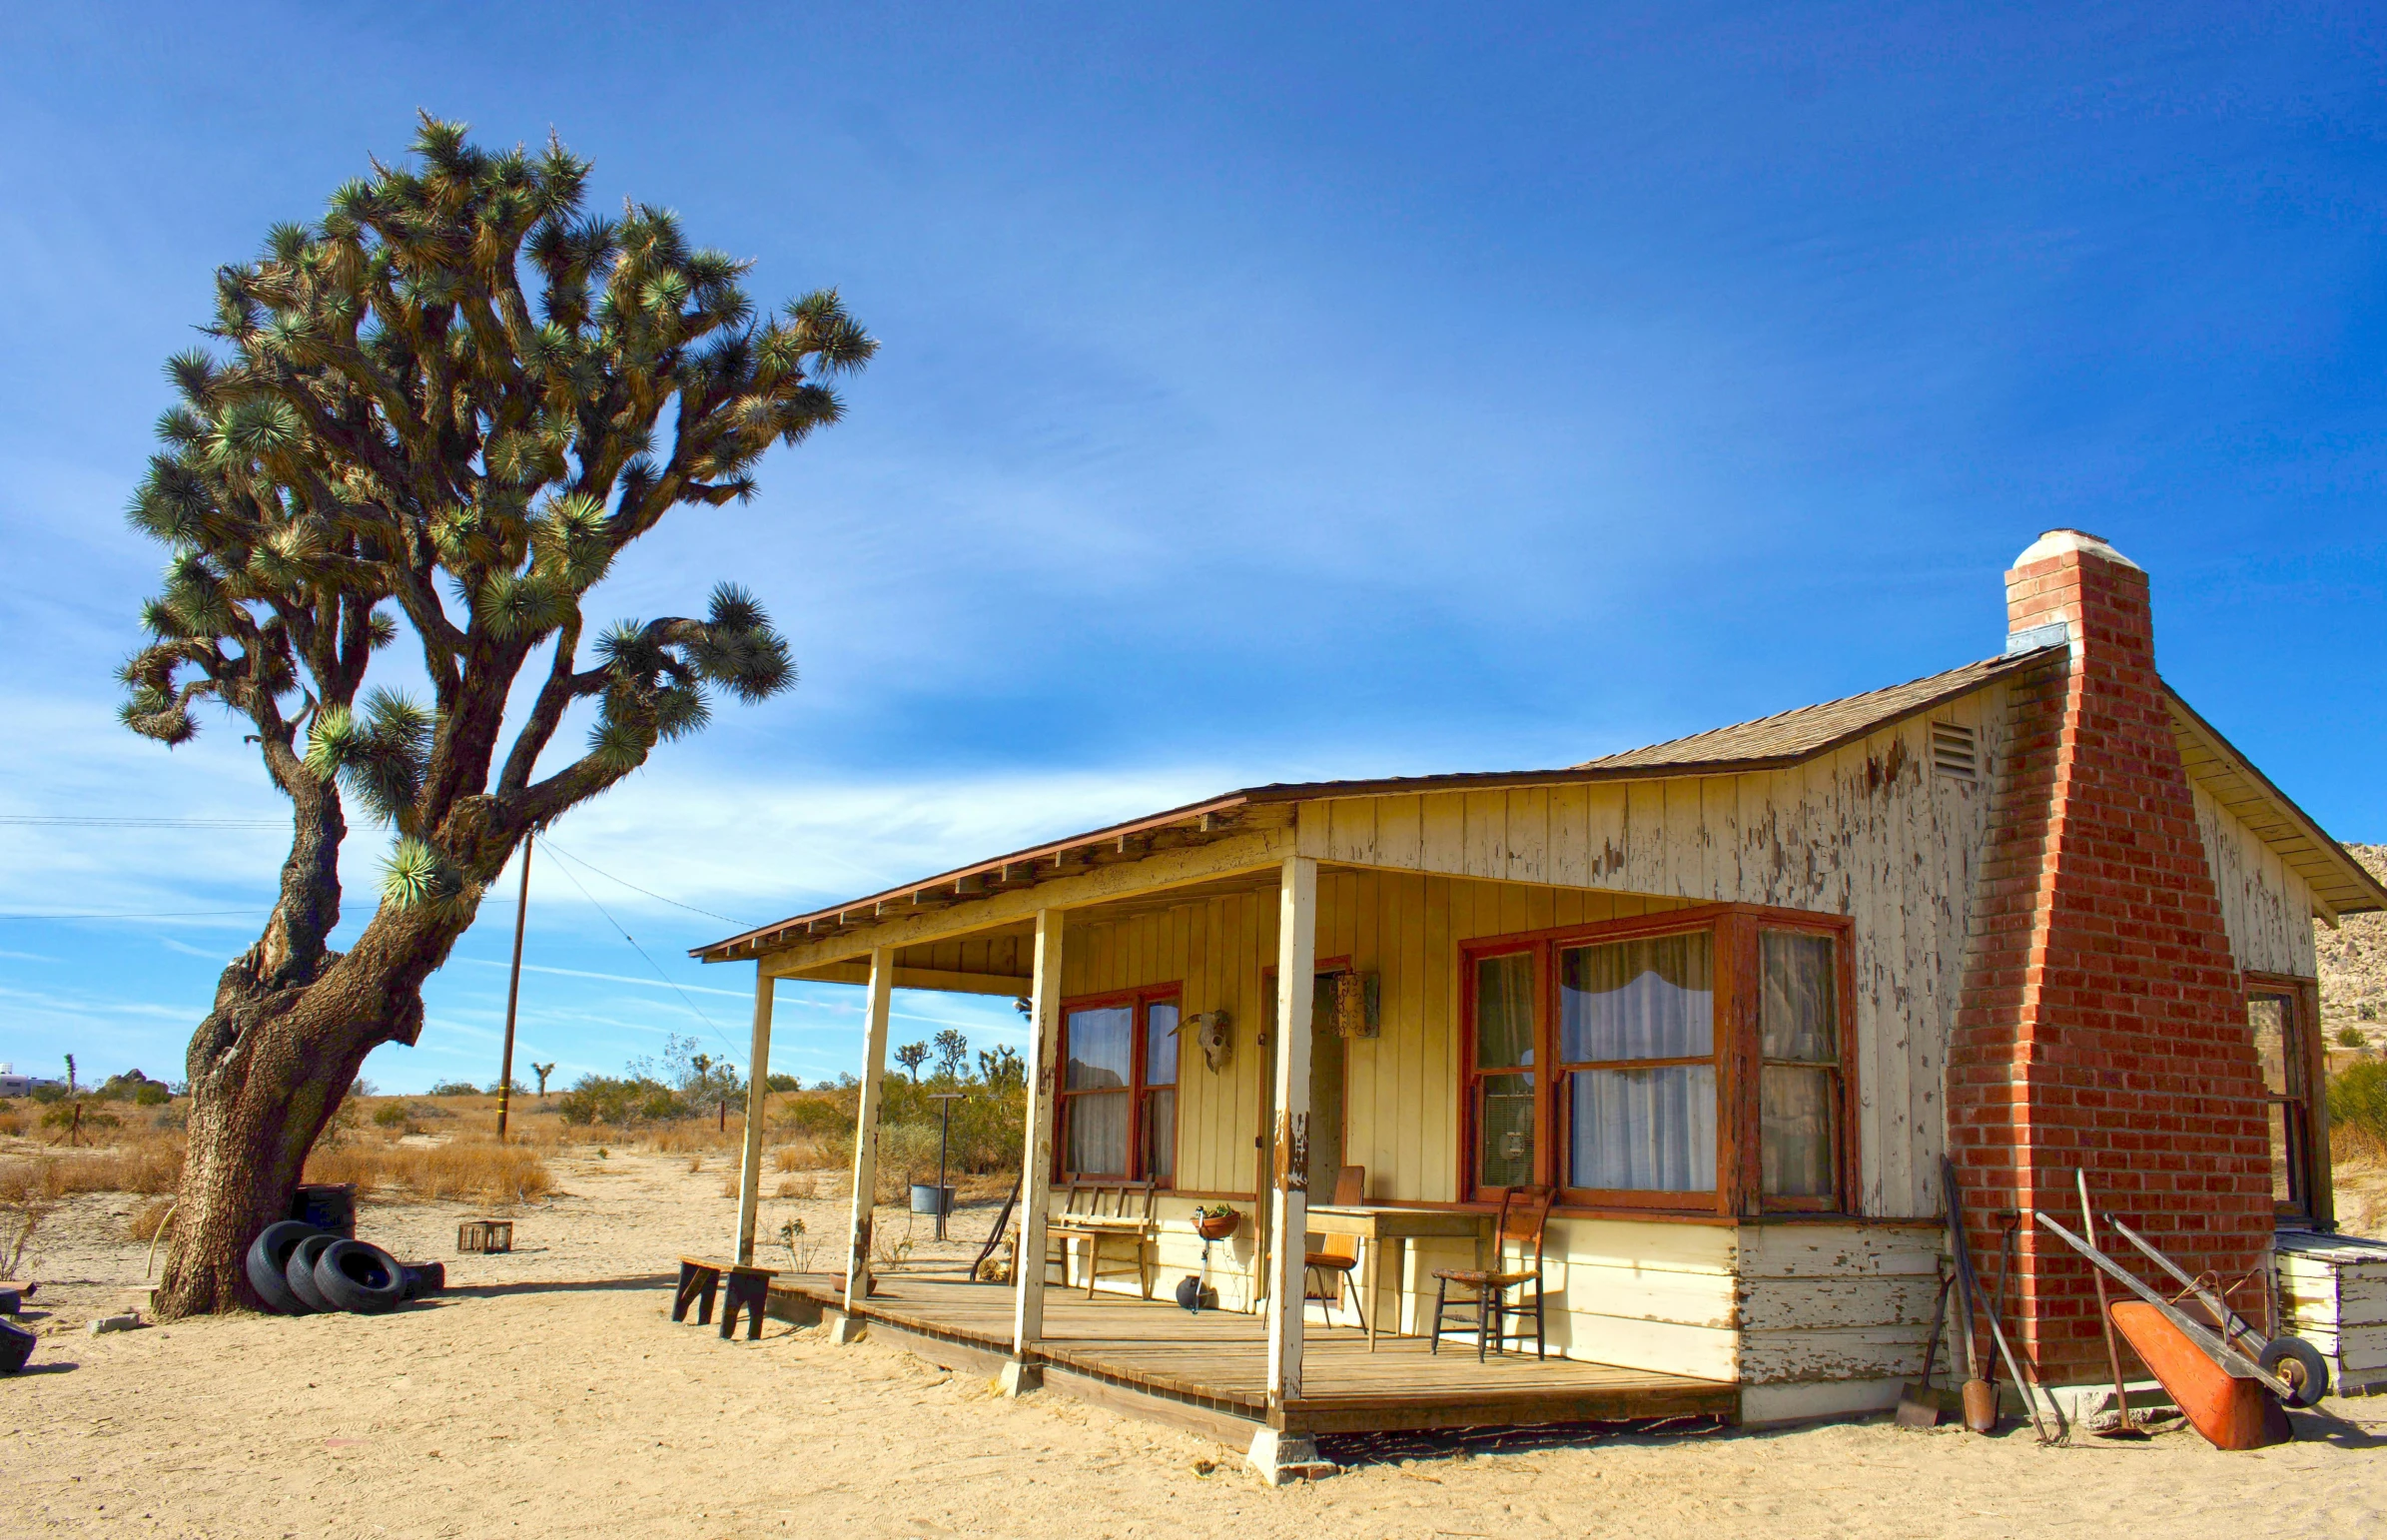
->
<box><xmin>1305</xmin><ymin>1205</ymin><xmax>1489</xmax><ymax>1350</ymax></box>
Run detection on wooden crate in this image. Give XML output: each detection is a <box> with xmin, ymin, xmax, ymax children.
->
<box><xmin>457</xmin><ymin>1218</ymin><xmax>513</xmax><ymax>1254</ymax></box>
<box><xmin>2275</xmin><ymin>1230</ymin><xmax>2387</xmax><ymax>1396</ymax></box>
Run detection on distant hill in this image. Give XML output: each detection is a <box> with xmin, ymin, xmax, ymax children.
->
<box><xmin>2317</xmin><ymin>843</ymin><xmax>2387</xmax><ymax>1052</ymax></box>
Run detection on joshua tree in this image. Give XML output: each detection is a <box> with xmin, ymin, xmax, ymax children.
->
<box><xmin>125</xmin><ymin>116</ymin><xmax>872</xmax><ymax>1315</ymax></box>
<box><xmin>932</xmin><ymin>1028</ymin><xmax>969</xmax><ymax>1083</ymax></box>
<box><xmin>894</xmin><ymin>1042</ymin><xmax>928</xmax><ymax>1084</ymax></box>
<box><xmin>532</xmin><ymin>1062</ymin><xmax>556</xmax><ymax>1096</ymax></box>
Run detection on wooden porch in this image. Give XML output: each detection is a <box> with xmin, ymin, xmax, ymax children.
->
<box><xmin>768</xmin><ymin>1269</ymin><xmax>1737</xmax><ymax>1439</ymax></box>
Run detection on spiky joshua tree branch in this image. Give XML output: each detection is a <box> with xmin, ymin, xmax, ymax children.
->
<box><xmin>127</xmin><ymin>115</ymin><xmax>872</xmax><ymax>1315</ymax></box>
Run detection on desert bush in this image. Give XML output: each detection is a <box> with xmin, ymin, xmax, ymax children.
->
<box><xmin>372</xmin><ymin>1102</ymin><xmax>412</xmax><ymax>1129</ymax></box>
<box><xmin>426</xmin><ymin>1081</ymin><xmax>482</xmax><ymax>1097</ymax></box>
<box><xmin>0</xmin><ymin>1110</ymin><xmax>22</xmax><ymax>1138</ymax></box>
<box><xmin>303</xmin><ymin>1138</ymin><xmax>552</xmax><ymax>1205</ymax></box>
<box><xmin>555</xmin><ymin>1075</ymin><xmax>687</xmax><ymax>1127</ymax></box>
<box><xmin>1</xmin><ymin>1198</ymin><xmax>48</xmax><ymax>1278</ymax></box>
<box><xmin>126</xmin><ymin>1196</ymin><xmax>176</xmax><ymax>1241</ymax></box>
<box><xmin>774</xmin><ymin>1094</ymin><xmax>854</xmax><ymax>1139</ymax></box>
<box><xmin>40</xmin><ymin>1103</ymin><xmax>124</xmax><ymax>1135</ymax></box>
<box><xmin>133</xmin><ymin>1082</ymin><xmax>171</xmax><ymax>1107</ymax></box>
<box><xmin>2329</xmin><ymin>1060</ymin><xmax>2387</xmax><ymax>1161</ymax></box>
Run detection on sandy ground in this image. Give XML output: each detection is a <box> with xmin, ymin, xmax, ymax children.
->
<box><xmin>7</xmin><ymin>1147</ymin><xmax>2387</xmax><ymax>1538</ymax></box>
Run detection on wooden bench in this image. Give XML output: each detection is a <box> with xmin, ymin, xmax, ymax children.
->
<box><xmin>673</xmin><ymin>1256</ymin><xmax>780</xmax><ymax>1340</ymax></box>
<box><xmin>1046</xmin><ymin>1181</ymin><xmax>1159</xmax><ymax>1299</ymax></box>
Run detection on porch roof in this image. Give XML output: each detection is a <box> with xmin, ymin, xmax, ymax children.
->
<box><xmin>693</xmin><ymin>641</ymin><xmax>2381</xmax><ymax>964</ymax></box>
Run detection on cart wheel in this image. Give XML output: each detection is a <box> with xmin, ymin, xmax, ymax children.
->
<box><xmin>2259</xmin><ymin>1335</ymin><xmax>2330</xmax><ymax>1408</ymax></box>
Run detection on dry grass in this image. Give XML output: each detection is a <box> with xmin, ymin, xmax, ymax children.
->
<box><xmin>0</xmin><ymin>1131</ymin><xmax>186</xmax><ymax>1200</ymax></box>
<box><xmin>0</xmin><ymin>1111</ymin><xmax>24</xmax><ymax>1138</ymax></box>
<box><xmin>126</xmin><ymin>1196</ymin><xmax>177</xmax><ymax>1241</ymax></box>
<box><xmin>305</xmin><ymin>1138</ymin><xmax>553</xmax><ymax>1206</ymax></box>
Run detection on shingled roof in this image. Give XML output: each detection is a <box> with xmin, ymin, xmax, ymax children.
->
<box><xmin>1573</xmin><ymin>649</ymin><xmax>2057</xmax><ymax>774</ymax></box>
<box><xmin>696</xmin><ymin>640</ymin><xmax>2381</xmax><ymax>962</ymax></box>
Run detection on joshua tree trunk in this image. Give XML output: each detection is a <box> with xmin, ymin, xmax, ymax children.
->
<box><xmin>155</xmin><ymin>756</ymin><xmax>474</xmax><ymax>1318</ymax></box>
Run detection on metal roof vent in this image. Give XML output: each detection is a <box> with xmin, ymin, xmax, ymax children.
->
<box><xmin>1931</xmin><ymin>722</ymin><xmax>1979</xmax><ymax>783</ymax></box>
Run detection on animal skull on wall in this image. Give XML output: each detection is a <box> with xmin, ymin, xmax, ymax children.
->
<box><xmin>1180</xmin><ymin>1010</ymin><xmax>1232</xmax><ymax>1073</ymax></box>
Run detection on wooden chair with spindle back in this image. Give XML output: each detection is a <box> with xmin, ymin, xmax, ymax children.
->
<box><xmin>1303</xmin><ymin>1165</ymin><xmax>1367</xmax><ymax>1331</ymax></box>
<box><xmin>1430</xmin><ymin>1182</ymin><xmax>1555</xmax><ymax>1361</ymax></box>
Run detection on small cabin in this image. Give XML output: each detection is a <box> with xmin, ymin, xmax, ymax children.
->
<box><xmin>698</xmin><ymin>530</ymin><xmax>2382</xmax><ymax>1479</ymax></box>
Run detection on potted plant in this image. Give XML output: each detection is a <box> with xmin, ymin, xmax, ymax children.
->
<box><xmin>1193</xmin><ymin>1204</ymin><xmax>1240</xmax><ymax>1240</ymax></box>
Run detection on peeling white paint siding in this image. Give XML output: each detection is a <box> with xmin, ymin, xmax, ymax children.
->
<box><xmin>2193</xmin><ymin>784</ymin><xmax>2321</xmax><ymax>978</ymax></box>
<box><xmin>1319</xmin><ymin>685</ymin><xmax>2010</xmax><ymax>1224</ymax></box>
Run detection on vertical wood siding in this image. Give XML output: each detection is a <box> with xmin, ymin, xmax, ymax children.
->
<box><xmin>2193</xmin><ymin>783</ymin><xmax>2322</xmax><ymax>979</ymax></box>
<box><xmin>1302</xmin><ymin>691</ymin><xmax>2011</xmax><ymax>1221</ymax></box>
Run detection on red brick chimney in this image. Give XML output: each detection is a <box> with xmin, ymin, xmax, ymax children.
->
<box><xmin>1949</xmin><ymin>531</ymin><xmax>2268</xmax><ymax>1387</ymax></box>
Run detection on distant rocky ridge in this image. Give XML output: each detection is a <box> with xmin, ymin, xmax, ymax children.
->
<box><xmin>2316</xmin><ymin>843</ymin><xmax>2387</xmax><ymax>1052</ymax></box>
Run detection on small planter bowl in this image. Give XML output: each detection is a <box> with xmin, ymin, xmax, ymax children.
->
<box><xmin>1194</xmin><ymin>1211</ymin><xmax>1240</xmax><ymax>1241</ymax></box>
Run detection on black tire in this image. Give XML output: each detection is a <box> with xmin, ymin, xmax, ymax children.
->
<box><xmin>315</xmin><ymin>1238</ymin><xmax>407</xmax><ymax>1314</ymax></box>
<box><xmin>286</xmin><ymin>1233</ymin><xmax>341</xmax><ymax>1313</ymax></box>
<box><xmin>399</xmin><ymin>1261</ymin><xmax>444</xmax><ymax>1299</ymax></box>
<box><xmin>0</xmin><ymin>1318</ymin><xmax>34</xmax><ymax>1374</ymax></box>
<box><xmin>2260</xmin><ymin>1335</ymin><xmax>2331</xmax><ymax>1407</ymax></box>
<box><xmin>244</xmin><ymin>1219</ymin><xmax>323</xmax><ymax>1315</ymax></box>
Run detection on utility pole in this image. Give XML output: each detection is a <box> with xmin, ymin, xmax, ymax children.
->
<box><xmin>497</xmin><ymin>834</ymin><xmax>531</xmax><ymax>1143</ymax></box>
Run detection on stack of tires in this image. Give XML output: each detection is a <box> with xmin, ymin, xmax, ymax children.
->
<box><xmin>246</xmin><ymin>1221</ymin><xmax>442</xmax><ymax>1316</ymax></box>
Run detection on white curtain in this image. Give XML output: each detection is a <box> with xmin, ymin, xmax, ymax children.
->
<box><xmin>1568</xmin><ymin>1066</ymin><xmax>1716</xmax><ymax>1191</ymax></box>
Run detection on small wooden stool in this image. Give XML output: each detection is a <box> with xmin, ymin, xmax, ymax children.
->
<box><xmin>673</xmin><ymin>1257</ymin><xmax>723</xmax><ymax>1325</ymax></box>
<box><xmin>718</xmin><ymin>1264</ymin><xmax>779</xmax><ymax>1341</ymax></box>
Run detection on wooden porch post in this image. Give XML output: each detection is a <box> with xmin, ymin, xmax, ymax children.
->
<box><xmin>731</xmin><ymin>966</ymin><xmax>776</xmax><ymax>1264</ymax></box>
<box><xmin>1002</xmin><ymin>907</ymin><xmax>1064</xmax><ymax>1394</ymax></box>
<box><xmin>832</xmin><ymin>946</ymin><xmax>894</xmax><ymax>1343</ymax></box>
<box><xmin>1251</xmin><ymin>854</ymin><xmax>1320</xmax><ymax>1479</ymax></box>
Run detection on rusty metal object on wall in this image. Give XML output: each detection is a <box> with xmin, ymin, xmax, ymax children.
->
<box><xmin>1332</xmin><ymin>971</ymin><xmax>1379</xmax><ymax>1039</ymax></box>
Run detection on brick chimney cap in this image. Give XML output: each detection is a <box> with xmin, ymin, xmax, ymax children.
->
<box><xmin>2013</xmin><ymin>528</ymin><xmax>2142</xmax><ymax>571</ymax></box>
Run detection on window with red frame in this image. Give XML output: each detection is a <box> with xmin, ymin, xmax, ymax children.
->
<box><xmin>1058</xmin><ymin>989</ymin><xmax>1179</xmax><ymax>1183</ymax></box>
<box><xmin>1462</xmin><ymin>907</ymin><xmax>1853</xmax><ymax>1215</ymax></box>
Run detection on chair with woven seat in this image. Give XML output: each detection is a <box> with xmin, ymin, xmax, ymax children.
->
<box><xmin>1430</xmin><ymin>1182</ymin><xmax>1555</xmax><ymax>1361</ymax></box>
<box><xmin>1303</xmin><ymin>1165</ymin><xmax>1367</xmax><ymax>1331</ymax></box>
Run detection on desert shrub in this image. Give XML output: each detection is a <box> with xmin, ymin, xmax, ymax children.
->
<box><xmin>28</xmin><ymin>1084</ymin><xmax>67</xmax><ymax>1106</ymax></box>
<box><xmin>555</xmin><ymin>1075</ymin><xmax>687</xmax><ymax>1127</ymax></box>
<box><xmin>765</xmin><ymin>1072</ymin><xmax>804</xmax><ymax>1093</ymax></box>
<box><xmin>132</xmin><ymin>1082</ymin><xmax>171</xmax><ymax>1107</ymax></box>
<box><xmin>774</xmin><ymin>1094</ymin><xmax>854</xmax><ymax>1139</ymax></box>
<box><xmin>126</xmin><ymin>1197</ymin><xmax>176</xmax><ymax>1241</ymax></box>
<box><xmin>2329</xmin><ymin>1060</ymin><xmax>2387</xmax><ymax>1160</ymax></box>
<box><xmin>373</xmin><ymin>1103</ymin><xmax>413</xmax><ymax>1129</ymax></box>
<box><xmin>0</xmin><ymin>1110</ymin><xmax>22</xmax><ymax>1138</ymax></box>
<box><xmin>39</xmin><ymin>1103</ymin><xmax>123</xmax><ymax>1134</ymax></box>
<box><xmin>2339</xmin><ymin>1026</ymin><xmax>2370</xmax><ymax>1050</ymax></box>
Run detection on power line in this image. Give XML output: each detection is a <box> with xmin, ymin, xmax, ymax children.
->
<box><xmin>539</xmin><ymin>849</ymin><xmax>744</xmax><ymax>1071</ymax></box>
<box><xmin>0</xmin><ymin>908</ymin><xmax>268</xmax><ymax>921</ymax></box>
<box><xmin>535</xmin><ymin>838</ymin><xmax>745</xmax><ymax>928</ymax></box>
<box><xmin>0</xmin><ymin>816</ymin><xmax>285</xmax><ymax>830</ymax></box>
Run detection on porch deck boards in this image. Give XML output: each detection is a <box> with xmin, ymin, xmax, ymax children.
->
<box><xmin>776</xmin><ymin>1270</ymin><xmax>1737</xmax><ymax>1434</ymax></box>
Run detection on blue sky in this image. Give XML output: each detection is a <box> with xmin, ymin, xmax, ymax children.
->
<box><xmin>2</xmin><ymin>3</ymin><xmax>2381</xmax><ymax>1094</ymax></box>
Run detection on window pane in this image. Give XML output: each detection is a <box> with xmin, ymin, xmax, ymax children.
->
<box><xmin>1568</xmin><ymin>1066</ymin><xmax>1716</xmax><ymax>1190</ymax></box>
<box><xmin>1144</xmin><ymin>1089</ymin><xmax>1177</xmax><ymax>1181</ymax></box>
<box><xmin>1146</xmin><ymin>1001</ymin><xmax>1180</xmax><ymax>1087</ymax></box>
<box><xmin>1067</xmin><ymin>1090</ymin><xmax>1129</xmax><ymax>1175</ymax></box>
<box><xmin>1476</xmin><ymin>954</ymin><xmax>1536</xmax><ymax>1069</ymax></box>
<box><xmin>1065</xmin><ymin>1006</ymin><xmax>1133</xmax><ymax>1091</ymax></box>
<box><xmin>1560</xmin><ymin>933</ymin><xmax>1713</xmax><ymax>1062</ymax></box>
<box><xmin>1477</xmin><ymin>1073</ymin><xmax>1535</xmax><ymax>1186</ymax></box>
<box><xmin>2248</xmin><ymin>996</ymin><xmax>2294</xmax><ymax>1097</ymax></box>
<box><xmin>1762</xmin><ymin>1066</ymin><xmax>1836</xmax><ymax>1197</ymax></box>
<box><xmin>1761</xmin><ymin>932</ymin><xmax>1838</xmax><ymax>1063</ymax></box>
<box><xmin>2268</xmin><ymin>1102</ymin><xmax>2295</xmax><ymax>1205</ymax></box>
